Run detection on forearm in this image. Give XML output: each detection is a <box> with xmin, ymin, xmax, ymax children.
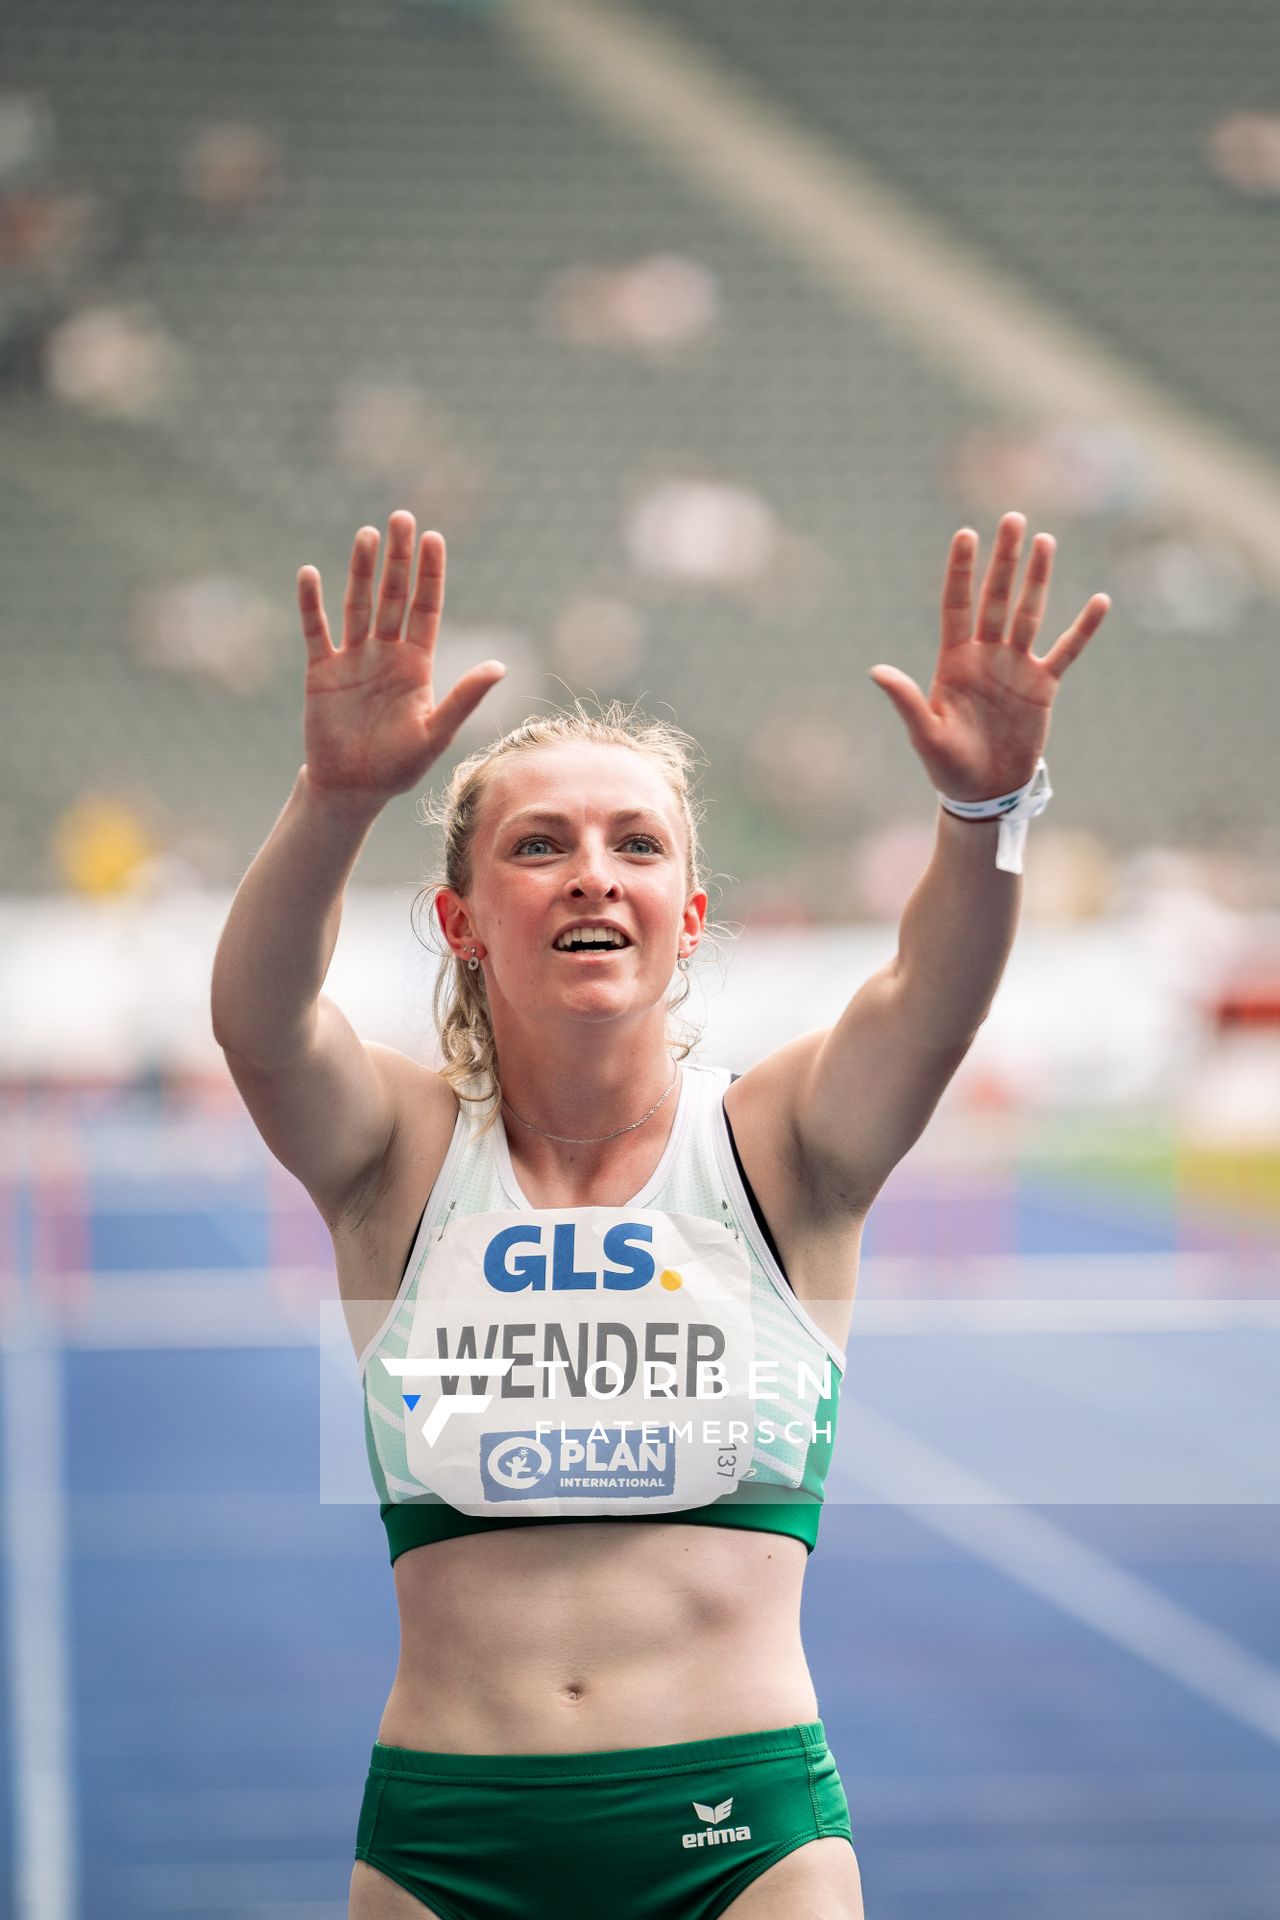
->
<box><xmin>210</xmin><ymin>766</ymin><xmax>385</xmax><ymax>1065</ymax></box>
<box><xmin>892</xmin><ymin>804</ymin><xmax>1023</xmax><ymax>1044</ymax></box>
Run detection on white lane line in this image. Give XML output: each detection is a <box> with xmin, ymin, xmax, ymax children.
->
<box><xmin>1</xmin><ymin>1287</ymin><xmax>77</xmax><ymax>1918</ymax></box>
<box><xmin>833</xmin><ymin>1404</ymin><xmax>1280</xmax><ymax>1750</ymax></box>
<box><xmin>506</xmin><ymin>0</ymin><xmax>1280</xmax><ymax>588</ymax></box>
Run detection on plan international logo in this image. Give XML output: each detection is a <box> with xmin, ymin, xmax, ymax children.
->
<box><xmin>478</xmin><ymin>1425</ymin><xmax>678</xmax><ymax>1501</ymax></box>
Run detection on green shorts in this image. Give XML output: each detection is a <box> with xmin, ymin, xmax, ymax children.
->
<box><xmin>354</xmin><ymin>1718</ymin><xmax>854</xmax><ymax>1920</ymax></box>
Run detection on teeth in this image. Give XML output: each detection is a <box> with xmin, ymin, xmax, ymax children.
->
<box><xmin>555</xmin><ymin>928</ymin><xmax>626</xmax><ymax>950</ymax></box>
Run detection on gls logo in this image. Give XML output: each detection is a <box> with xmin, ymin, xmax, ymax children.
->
<box><xmin>483</xmin><ymin>1221</ymin><xmax>655</xmax><ymax>1292</ymax></box>
<box><xmin>682</xmin><ymin>1795</ymin><xmax>751</xmax><ymax>1849</ymax></box>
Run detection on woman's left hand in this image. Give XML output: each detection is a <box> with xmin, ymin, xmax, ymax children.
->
<box><xmin>867</xmin><ymin>511</ymin><xmax>1111</xmax><ymax>804</ymax></box>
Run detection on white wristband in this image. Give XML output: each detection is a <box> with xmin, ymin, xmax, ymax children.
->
<box><xmin>937</xmin><ymin>757</ymin><xmax>1052</xmax><ymax>876</ymax></box>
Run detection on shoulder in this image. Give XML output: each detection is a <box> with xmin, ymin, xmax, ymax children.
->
<box><xmin>718</xmin><ymin>1031</ymin><xmax>822</xmax><ymax>1136</ymax></box>
<box><xmin>718</xmin><ymin>1032</ymin><xmax>854</xmax><ymax>1210</ymax></box>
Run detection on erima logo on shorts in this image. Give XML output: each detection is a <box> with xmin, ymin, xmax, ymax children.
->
<box><xmin>682</xmin><ymin>1795</ymin><xmax>751</xmax><ymax>1849</ymax></box>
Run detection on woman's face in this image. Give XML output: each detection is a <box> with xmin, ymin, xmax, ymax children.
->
<box><xmin>440</xmin><ymin>741</ymin><xmax>707</xmax><ymax>1031</ymax></box>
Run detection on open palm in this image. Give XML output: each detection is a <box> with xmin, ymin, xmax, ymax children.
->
<box><xmin>298</xmin><ymin>511</ymin><xmax>506</xmax><ymax>798</ymax></box>
<box><xmin>868</xmin><ymin>512</ymin><xmax>1111</xmax><ymax>804</ymax></box>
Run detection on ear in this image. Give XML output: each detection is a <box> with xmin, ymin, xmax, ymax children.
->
<box><xmin>435</xmin><ymin>887</ymin><xmax>476</xmax><ymax>959</ymax></box>
<box><xmin>681</xmin><ymin>887</ymin><xmax>708</xmax><ymax>955</ymax></box>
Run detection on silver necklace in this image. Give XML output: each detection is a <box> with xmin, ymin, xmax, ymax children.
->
<box><xmin>501</xmin><ymin>1062</ymin><xmax>679</xmax><ymax>1145</ymax></box>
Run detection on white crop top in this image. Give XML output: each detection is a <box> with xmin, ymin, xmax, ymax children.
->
<box><xmin>357</xmin><ymin>1060</ymin><xmax>847</xmax><ymax>1562</ymax></box>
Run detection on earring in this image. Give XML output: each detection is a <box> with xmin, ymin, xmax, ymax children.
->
<box><xmin>466</xmin><ymin>946</ymin><xmax>480</xmax><ymax>971</ymax></box>
<box><xmin>677</xmin><ymin>953</ymin><xmax>690</xmax><ymax>972</ymax></box>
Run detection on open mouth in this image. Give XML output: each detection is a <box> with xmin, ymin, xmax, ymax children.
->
<box><xmin>552</xmin><ymin>930</ymin><xmax>632</xmax><ymax>958</ymax></box>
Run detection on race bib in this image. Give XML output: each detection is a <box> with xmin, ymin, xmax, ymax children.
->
<box><xmin>388</xmin><ymin>1207</ymin><xmax>757</xmax><ymax>1517</ymax></box>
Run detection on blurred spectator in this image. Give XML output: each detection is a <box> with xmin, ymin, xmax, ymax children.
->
<box><xmin>404</xmin><ymin>447</ymin><xmax>493</xmax><ymax>541</ymax></box>
<box><xmin>726</xmin><ymin>878</ymin><xmax>817</xmax><ymax>928</ymax></box>
<box><xmin>1187</xmin><ymin>847</ymin><xmax>1280</xmax><ymax>914</ymax></box>
<box><xmin>1019</xmin><ymin>831</ymin><xmax>1118</xmax><ymax>922</ymax></box>
<box><xmin>51</xmin><ymin>790</ymin><xmax>159</xmax><ymax>897</ymax></box>
<box><xmin>179</xmin><ymin>120</ymin><xmax>283</xmax><ymax>218</ymax></box>
<box><xmin>851</xmin><ymin>821</ymin><xmax>1118</xmax><ymax>924</ymax></box>
<box><xmin>329</xmin><ymin>372</ymin><xmax>493</xmax><ymax>534</ymax></box>
<box><xmin>1111</xmin><ymin>528</ymin><xmax>1256</xmax><ymax>634</ymax></box>
<box><xmin>1128</xmin><ymin>845</ymin><xmax>1279</xmax><ymax>916</ymax></box>
<box><xmin>625</xmin><ymin>475</ymin><xmax>779</xmax><ymax>589</ymax></box>
<box><xmin>743</xmin><ymin>713</ymin><xmax>863</xmax><ymax>833</ymax></box>
<box><xmin>538</xmin><ymin>253</ymin><xmax>721</xmax><ymax>355</ymax></box>
<box><xmin>157</xmin><ymin>823</ymin><xmax>237</xmax><ymax>889</ymax></box>
<box><xmin>1117</xmin><ymin>847</ymin><xmax>1247</xmax><ymax>993</ymax></box>
<box><xmin>550</xmin><ymin>594</ymin><xmax>646</xmax><ymax>688</ymax></box>
<box><xmin>1112</xmin><ymin>846</ymin><xmax>1277</xmax><ymax>1146</ymax></box>
<box><xmin>0</xmin><ymin>90</ymin><xmax>122</xmax><ymax>396</ymax></box>
<box><xmin>1204</xmin><ymin>111</ymin><xmax>1280</xmax><ymax>199</ymax></box>
<box><xmin>948</xmin><ymin>419</ymin><xmax>1160</xmax><ymax>520</ymax></box>
<box><xmin>0</xmin><ymin>185</ymin><xmax>105</xmax><ymax>287</ymax></box>
<box><xmin>129</xmin><ymin>574</ymin><xmax>285</xmax><ymax>697</ymax></box>
<box><xmin>42</xmin><ymin>301</ymin><xmax>185</xmax><ymax>420</ymax></box>
<box><xmin>125</xmin><ymin>848</ymin><xmax>210</xmax><ymax>899</ymax></box>
<box><xmin>331</xmin><ymin>372</ymin><xmax>438</xmax><ymax>479</ymax></box>
<box><xmin>423</xmin><ymin>623</ymin><xmax>538</xmax><ymax>749</ymax></box>
<box><xmin>727</xmin><ymin>846</ymin><xmax>861</xmax><ymax>926</ymax></box>
<box><xmin>618</xmin><ymin>470</ymin><xmax>836</xmax><ymax>618</ymax></box>
<box><xmin>848</xmin><ymin>819</ymin><xmax>937</xmax><ymax>920</ymax></box>
<box><xmin>0</xmin><ymin>90</ymin><xmax>56</xmax><ymax>186</ymax></box>
<box><xmin>396</xmin><ymin>0</ymin><xmax>507</xmax><ymax>20</ymax></box>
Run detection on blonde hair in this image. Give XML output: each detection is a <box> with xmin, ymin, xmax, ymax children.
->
<box><xmin>412</xmin><ymin>696</ymin><xmax>729</xmax><ymax>1134</ymax></box>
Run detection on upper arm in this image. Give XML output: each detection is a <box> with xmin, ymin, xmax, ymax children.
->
<box><xmin>219</xmin><ymin>994</ymin><xmax>414</xmax><ymax>1222</ymax></box>
<box><xmin>761</xmin><ymin>961</ymin><xmax>978</xmax><ymax>1213</ymax></box>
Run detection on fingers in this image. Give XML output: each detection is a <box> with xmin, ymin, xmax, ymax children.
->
<box><xmin>372</xmin><ymin>510</ymin><xmax>418</xmax><ymax>642</ymax></box>
<box><xmin>1009</xmin><ymin>532</ymin><xmax>1056</xmax><ymax>653</ymax></box>
<box><xmin>405</xmin><ymin>530</ymin><xmax>447</xmax><ymax>651</ymax></box>
<box><xmin>339</xmin><ymin>511</ymin><xmax>429</xmax><ymax>649</ymax></box>
<box><xmin>868</xmin><ymin>663</ymin><xmax>944</xmax><ymax>751</ymax></box>
<box><xmin>342</xmin><ymin>525</ymin><xmax>380</xmax><ymax>649</ymax></box>
<box><xmin>941</xmin><ymin>528</ymin><xmax>977</xmax><ymax>650</ymax></box>
<box><xmin>942</xmin><ymin>511</ymin><xmax>1107</xmax><ymax>673</ymax></box>
<box><xmin>297</xmin><ymin>565</ymin><xmax>334</xmax><ymax>662</ymax></box>
<box><xmin>1040</xmin><ymin>594</ymin><xmax>1111</xmax><ymax>681</ymax></box>
<box><xmin>974</xmin><ymin>511</ymin><xmax>1026</xmax><ymax>644</ymax></box>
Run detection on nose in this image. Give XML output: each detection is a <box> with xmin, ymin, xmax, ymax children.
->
<box><xmin>567</xmin><ymin>836</ymin><xmax>621</xmax><ymax>900</ymax></box>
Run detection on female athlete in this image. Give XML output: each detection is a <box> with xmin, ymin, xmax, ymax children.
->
<box><xmin>211</xmin><ymin>508</ymin><xmax>1109</xmax><ymax>1918</ymax></box>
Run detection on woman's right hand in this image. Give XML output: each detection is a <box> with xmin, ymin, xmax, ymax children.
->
<box><xmin>297</xmin><ymin>511</ymin><xmax>506</xmax><ymax>799</ymax></box>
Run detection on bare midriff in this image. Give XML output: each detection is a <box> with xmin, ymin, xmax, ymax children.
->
<box><xmin>375</xmin><ymin>1518</ymin><xmax>817</xmax><ymax>1755</ymax></box>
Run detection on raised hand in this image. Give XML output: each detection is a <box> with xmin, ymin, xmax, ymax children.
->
<box><xmin>297</xmin><ymin>511</ymin><xmax>506</xmax><ymax>798</ymax></box>
<box><xmin>867</xmin><ymin>512</ymin><xmax>1110</xmax><ymax>803</ymax></box>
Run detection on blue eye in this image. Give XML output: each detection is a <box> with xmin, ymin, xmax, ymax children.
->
<box><xmin>512</xmin><ymin>834</ymin><xmax>663</xmax><ymax>855</ymax></box>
